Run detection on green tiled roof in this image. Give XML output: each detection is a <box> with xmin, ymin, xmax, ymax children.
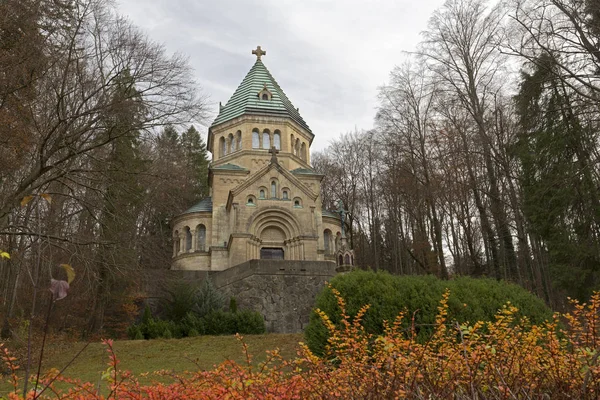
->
<box><xmin>211</xmin><ymin>60</ymin><xmax>312</xmax><ymax>134</ymax></box>
<box><xmin>184</xmin><ymin>197</ymin><xmax>212</xmax><ymax>214</ymax></box>
<box><xmin>323</xmin><ymin>210</ymin><xmax>341</xmax><ymax>219</ymax></box>
<box><xmin>291</xmin><ymin>167</ymin><xmax>317</xmax><ymax>174</ymax></box>
<box><xmin>211</xmin><ymin>163</ymin><xmax>247</xmax><ymax>171</ymax></box>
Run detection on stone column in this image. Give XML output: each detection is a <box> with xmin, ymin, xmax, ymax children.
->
<box><xmin>178</xmin><ymin>234</ymin><xmax>184</xmax><ymax>256</ymax></box>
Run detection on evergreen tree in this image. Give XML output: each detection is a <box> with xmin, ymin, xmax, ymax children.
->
<box><xmin>514</xmin><ymin>53</ymin><xmax>600</xmax><ymax>300</ymax></box>
<box><xmin>180</xmin><ymin>125</ymin><xmax>210</xmax><ymax>200</ymax></box>
<box><xmin>89</xmin><ymin>70</ymin><xmax>148</xmax><ymax>332</ymax></box>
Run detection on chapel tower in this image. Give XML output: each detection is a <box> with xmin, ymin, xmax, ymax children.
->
<box><xmin>171</xmin><ymin>47</ymin><xmax>354</xmax><ymax>271</ymax></box>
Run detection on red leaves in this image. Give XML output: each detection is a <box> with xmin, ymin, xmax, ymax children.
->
<box><xmin>5</xmin><ymin>292</ymin><xmax>600</xmax><ymax>398</ymax></box>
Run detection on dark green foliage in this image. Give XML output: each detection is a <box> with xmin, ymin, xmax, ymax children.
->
<box><xmin>180</xmin><ymin>125</ymin><xmax>210</xmax><ymax>200</ymax></box>
<box><xmin>180</xmin><ymin>312</ymin><xmax>205</xmax><ymax>336</ymax></box>
<box><xmin>159</xmin><ymin>279</ymin><xmax>224</xmax><ymax>322</ymax></box>
<box><xmin>161</xmin><ymin>282</ymin><xmax>199</xmax><ymax>322</ymax></box>
<box><xmin>229</xmin><ymin>297</ymin><xmax>238</xmax><ymax>313</ymax></box>
<box><xmin>128</xmin><ymin>309</ymin><xmax>265</xmax><ymax>339</ymax></box>
<box><xmin>514</xmin><ymin>53</ymin><xmax>600</xmax><ymax>300</ymax></box>
<box><xmin>203</xmin><ymin>310</ymin><xmax>265</xmax><ymax>335</ymax></box>
<box><xmin>195</xmin><ymin>278</ymin><xmax>225</xmax><ymax>317</ymax></box>
<box><xmin>305</xmin><ymin>270</ymin><xmax>552</xmax><ymax>356</ymax></box>
<box><xmin>128</xmin><ymin>280</ymin><xmax>264</xmax><ymax>339</ymax></box>
<box><xmin>203</xmin><ymin>311</ymin><xmax>237</xmax><ymax>335</ymax></box>
<box><xmin>141</xmin><ymin>305</ymin><xmax>152</xmax><ymax>324</ymax></box>
<box><xmin>234</xmin><ymin>309</ymin><xmax>266</xmax><ymax>334</ymax></box>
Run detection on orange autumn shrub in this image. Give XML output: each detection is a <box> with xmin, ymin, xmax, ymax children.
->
<box><xmin>3</xmin><ymin>289</ymin><xmax>600</xmax><ymax>399</ymax></box>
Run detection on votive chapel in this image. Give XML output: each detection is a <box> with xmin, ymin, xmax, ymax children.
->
<box><xmin>171</xmin><ymin>47</ymin><xmax>353</xmax><ymax>271</ymax></box>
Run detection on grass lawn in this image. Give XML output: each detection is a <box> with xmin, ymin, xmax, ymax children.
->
<box><xmin>1</xmin><ymin>333</ymin><xmax>303</xmax><ymax>396</ymax></box>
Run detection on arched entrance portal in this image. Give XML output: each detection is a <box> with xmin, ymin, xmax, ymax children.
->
<box><xmin>260</xmin><ymin>226</ymin><xmax>286</xmax><ymax>260</ymax></box>
<box><xmin>247</xmin><ymin>208</ymin><xmax>304</xmax><ymax>260</ymax></box>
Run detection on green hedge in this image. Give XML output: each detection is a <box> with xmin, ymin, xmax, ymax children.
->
<box><xmin>128</xmin><ymin>279</ymin><xmax>265</xmax><ymax>340</ymax></box>
<box><xmin>305</xmin><ymin>270</ymin><xmax>552</xmax><ymax>356</ymax></box>
<box><xmin>128</xmin><ymin>309</ymin><xmax>265</xmax><ymax>339</ymax></box>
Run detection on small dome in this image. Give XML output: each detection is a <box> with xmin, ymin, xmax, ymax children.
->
<box><xmin>183</xmin><ymin>197</ymin><xmax>213</xmax><ymax>214</ymax></box>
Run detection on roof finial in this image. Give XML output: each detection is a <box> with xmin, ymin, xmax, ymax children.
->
<box><xmin>252</xmin><ymin>45</ymin><xmax>266</xmax><ymax>61</ymax></box>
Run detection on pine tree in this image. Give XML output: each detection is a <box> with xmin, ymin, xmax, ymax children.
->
<box><xmin>180</xmin><ymin>125</ymin><xmax>210</xmax><ymax>201</ymax></box>
<box><xmin>515</xmin><ymin>53</ymin><xmax>600</xmax><ymax>300</ymax></box>
<box><xmin>89</xmin><ymin>70</ymin><xmax>148</xmax><ymax>332</ymax></box>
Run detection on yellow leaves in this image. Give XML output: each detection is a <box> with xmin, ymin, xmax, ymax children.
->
<box><xmin>60</xmin><ymin>263</ymin><xmax>75</xmax><ymax>284</ymax></box>
<box><xmin>0</xmin><ymin>251</ymin><xmax>9</xmax><ymax>259</ymax></box>
<box><xmin>40</xmin><ymin>193</ymin><xmax>52</xmax><ymax>204</ymax></box>
<box><xmin>20</xmin><ymin>195</ymin><xmax>33</xmax><ymax>207</ymax></box>
<box><xmin>20</xmin><ymin>193</ymin><xmax>52</xmax><ymax>207</ymax></box>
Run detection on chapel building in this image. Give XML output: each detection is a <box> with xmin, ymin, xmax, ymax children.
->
<box><xmin>171</xmin><ymin>47</ymin><xmax>353</xmax><ymax>271</ymax></box>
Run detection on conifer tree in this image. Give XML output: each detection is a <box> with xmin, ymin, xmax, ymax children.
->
<box><xmin>515</xmin><ymin>53</ymin><xmax>600</xmax><ymax>300</ymax></box>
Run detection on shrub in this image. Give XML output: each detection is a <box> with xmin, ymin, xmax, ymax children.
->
<box><xmin>180</xmin><ymin>312</ymin><xmax>205</xmax><ymax>336</ymax></box>
<box><xmin>234</xmin><ymin>310</ymin><xmax>266</xmax><ymax>334</ymax></box>
<box><xmin>195</xmin><ymin>278</ymin><xmax>225</xmax><ymax>317</ymax></box>
<box><xmin>161</xmin><ymin>282</ymin><xmax>199</xmax><ymax>322</ymax></box>
<box><xmin>305</xmin><ymin>270</ymin><xmax>552</xmax><ymax>355</ymax></box>
<box><xmin>203</xmin><ymin>310</ymin><xmax>236</xmax><ymax>335</ymax></box>
<box><xmin>229</xmin><ymin>297</ymin><xmax>238</xmax><ymax>313</ymax></box>
<box><xmin>128</xmin><ymin>278</ymin><xmax>261</xmax><ymax>339</ymax></box>
<box><xmin>128</xmin><ymin>309</ymin><xmax>264</xmax><ymax>339</ymax></box>
<box><xmin>8</xmin><ymin>293</ymin><xmax>600</xmax><ymax>399</ymax></box>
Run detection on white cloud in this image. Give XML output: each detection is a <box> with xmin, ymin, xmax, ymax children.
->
<box><xmin>117</xmin><ymin>0</ymin><xmax>445</xmax><ymax>151</ymax></box>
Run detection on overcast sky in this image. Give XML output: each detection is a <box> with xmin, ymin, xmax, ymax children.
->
<box><xmin>116</xmin><ymin>0</ymin><xmax>446</xmax><ymax>151</ymax></box>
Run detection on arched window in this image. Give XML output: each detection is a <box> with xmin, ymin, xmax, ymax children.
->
<box><xmin>273</xmin><ymin>130</ymin><xmax>281</xmax><ymax>150</ymax></box>
<box><xmin>301</xmin><ymin>142</ymin><xmax>307</xmax><ymax>161</ymax></box>
<box><xmin>293</xmin><ymin>197</ymin><xmax>302</xmax><ymax>208</ymax></box>
<box><xmin>174</xmin><ymin>230</ymin><xmax>180</xmax><ymax>255</ymax></box>
<box><xmin>344</xmin><ymin>254</ymin><xmax>351</xmax><ymax>265</ymax></box>
<box><xmin>247</xmin><ymin>195</ymin><xmax>256</xmax><ymax>205</ymax></box>
<box><xmin>196</xmin><ymin>224</ymin><xmax>206</xmax><ymax>252</ymax></box>
<box><xmin>236</xmin><ymin>130</ymin><xmax>242</xmax><ymax>150</ymax></box>
<box><xmin>219</xmin><ymin>137</ymin><xmax>226</xmax><ymax>157</ymax></box>
<box><xmin>262</xmin><ymin>130</ymin><xmax>271</xmax><ymax>149</ymax></box>
<box><xmin>282</xmin><ymin>190</ymin><xmax>288</xmax><ymax>200</ymax></box>
<box><xmin>259</xmin><ymin>189</ymin><xmax>265</xmax><ymax>199</ymax></box>
<box><xmin>184</xmin><ymin>226</ymin><xmax>192</xmax><ymax>252</ymax></box>
<box><xmin>262</xmin><ymin>93</ymin><xmax>269</xmax><ymax>100</ymax></box>
<box><xmin>295</xmin><ymin>139</ymin><xmax>300</xmax><ymax>156</ymax></box>
<box><xmin>271</xmin><ymin>181</ymin><xmax>277</xmax><ymax>198</ymax></box>
<box><xmin>228</xmin><ymin>133</ymin><xmax>235</xmax><ymax>154</ymax></box>
<box><xmin>324</xmin><ymin>229</ymin><xmax>332</xmax><ymax>254</ymax></box>
<box><xmin>338</xmin><ymin>255</ymin><xmax>343</xmax><ymax>265</ymax></box>
<box><xmin>290</xmin><ymin>134</ymin><xmax>295</xmax><ymax>152</ymax></box>
<box><xmin>252</xmin><ymin>129</ymin><xmax>260</xmax><ymax>148</ymax></box>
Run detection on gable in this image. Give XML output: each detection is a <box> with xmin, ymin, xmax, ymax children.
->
<box><xmin>226</xmin><ymin>161</ymin><xmax>318</xmax><ymax>210</ymax></box>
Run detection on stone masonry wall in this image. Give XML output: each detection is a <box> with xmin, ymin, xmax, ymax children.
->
<box><xmin>142</xmin><ymin>260</ymin><xmax>336</xmax><ymax>333</ymax></box>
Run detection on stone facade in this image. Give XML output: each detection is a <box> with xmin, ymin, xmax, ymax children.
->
<box><xmin>164</xmin><ymin>48</ymin><xmax>354</xmax><ymax>333</ymax></box>
<box><xmin>171</xmin><ymin>48</ymin><xmax>353</xmax><ymax>272</ymax></box>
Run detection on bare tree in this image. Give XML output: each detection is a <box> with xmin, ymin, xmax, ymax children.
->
<box><xmin>419</xmin><ymin>0</ymin><xmax>518</xmax><ymax>280</ymax></box>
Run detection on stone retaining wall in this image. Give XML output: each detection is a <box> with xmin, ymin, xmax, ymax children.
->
<box><xmin>142</xmin><ymin>260</ymin><xmax>336</xmax><ymax>333</ymax></box>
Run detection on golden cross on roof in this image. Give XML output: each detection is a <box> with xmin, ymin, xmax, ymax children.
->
<box><xmin>252</xmin><ymin>46</ymin><xmax>266</xmax><ymax>60</ymax></box>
